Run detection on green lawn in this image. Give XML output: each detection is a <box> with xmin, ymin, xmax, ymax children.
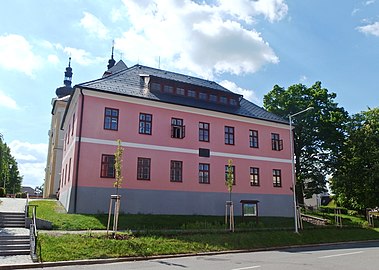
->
<box><xmin>38</xmin><ymin>228</ymin><xmax>379</xmax><ymax>262</ymax></box>
<box><xmin>29</xmin><ymin>200</ymin><xmax>296</xmax><ymax>231</ymax></box>
<box><xmin>31</xmin><ymin>199</ymin><xmax>379</xmax><ymax>262</ymax></box>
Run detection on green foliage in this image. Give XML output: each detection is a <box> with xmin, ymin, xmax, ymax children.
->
<box><xmin>114</xmin><ymin>139</ymin><xmax>124</xmax><ymax>194</ymax></box>
<box><xmin>15</xmin><ymin>192</ymin><xmax>27</xmax><ymax>198</ymax></box>
<box><xmin>38</xmin><ymin>228</ymin><xmax>379</xmax><ymax>262</ymax></box>
<box><xmin>0</xmin><ymin>135</ymin><xmax>23</xmax><ymax>194</ymax></box>
<box><xmin>319</xmin><ymin>206</ymin><xmax>348</xmax><ymax>215</ymax></box>
<box><xmin>263</xmin><ymin>82</ymin><xmax>348</xmax><ymax>203</ymax></box>
<box><xmin>0</xmin><ymin>187</ymin><xmax>6</xmax><ymax>197</ymax></box>
<box><xmin>225</xmin><ymin>159</ymin><xmax>234</xmax><ymax>201</ymax></box>
<box><xmin>331</xmin><ymin>107</ymin><xmax>379</xmax><ymax>211</ymax></box>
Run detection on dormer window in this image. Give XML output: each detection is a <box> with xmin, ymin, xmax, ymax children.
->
<box><xmin>188</xmin><ymin>90</ymin><xmax>196</xmax><ymax>98</ymax></box>
<box><xmin>151</xmin><ymin>82</ymin><xmax>161</xmax><ymax>91</ymax></box>
<box><xmin>164</xmin><ymin>85</ymin><xmax>174</xmax><ymax>93</ymax></box>
<box><xmin>171</xmin><ymin>118</ymin><xmax>185</xmax><ymax>139</ymax></box>
<box><xmin>199</xmin><ymin>92</ymin><xmax>207</xmax><ymax>100</ymax></box>
<box><xmin>209</xmin><ymin>94</ymin><xmax>218</xmax><ymax>102</ymax></box>
<box><xmin>177</xmin><ymin>88</ymin><xmax>185</xmax><ymax>95</ymax></box>
<box><xmin>220</xmin><ymin>96</ymin><xmax>228</xmax><ymax>104</ymax></box>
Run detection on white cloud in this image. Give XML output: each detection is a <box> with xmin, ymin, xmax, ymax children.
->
<box><xmin>63</xmin><ymin>47</ymin><xmax>106</xmax><ymax>66</ymax></box>
<box><xmin>0</xmin><ymin>90</ymin><xmax>19</xmax><ymax>110</ymax></box>
<box><xmin>218</xmin><ymin>0</ymin><xmax>288</xmax><ymax>23</ymax></box>
<box><xmin>0</xmin><ymin>34</ymin><xmax>43</xmax><ymax>77</ymax></box>
<box><xmin>219</xmin><ymin>79</ymin><xmax>261</xmax><ymax>105</ymax></box>
<box><xmin>47</xmin><ymin>54</ymin><xmax>60</xmax><ymax>65</ymax></box>
<box><xmin>9</xmin><ymin>140</ymin><xmax>48</xmax><ymax>188</ymax></box>
<box><xmin>117</xmin><ymin>0</ymin><xmax>283</xmax><ymax>79</ymax></box>
<box><xmin>357</xmin><ymin>21</ymin><xmax>379</xmax><ymax>36</ymax></box>
<box><xmin>365</xmin><ymin>0</ymin><xmax>375</xmax><ymax>6</ymax></box>
<box><xmin>80</xmin><ymin>12</ymin><xmax>109</xmax><ymax>40</ymax></box>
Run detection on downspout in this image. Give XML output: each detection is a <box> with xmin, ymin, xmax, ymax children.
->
<box><xmin>73</xmin><ymin>88</ymin><xmax>84</xmax><ymax>213</ymax></box>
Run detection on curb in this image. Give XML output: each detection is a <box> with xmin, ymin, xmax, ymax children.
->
<box><xmin>1</xmin><ymin>239</ymin><xmax>379</xmax><ymax>270</ymax></box>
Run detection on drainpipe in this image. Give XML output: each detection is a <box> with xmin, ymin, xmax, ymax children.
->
<box><xmin>73</xmin><ymin>88</ymin><xmax>84</xmax><ymax>213</ymax></box>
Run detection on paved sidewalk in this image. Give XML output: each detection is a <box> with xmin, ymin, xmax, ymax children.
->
<box><xmin>0</xmin><ymin>198</ymin><xmax>27</xmax><ymax>212</ymax></box>
<box><xmin>0</xmin><ymin>198</ymin><xmax>33</xmax><ymax>266</ymax></box>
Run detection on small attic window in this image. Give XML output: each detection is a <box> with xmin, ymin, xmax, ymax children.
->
<box><xmin>164</xmin><ymin>85</ymin><xmax>174</xmax><ymax>93</ymax></box>
<box><xmin>220</xmin><ymin>96</ymin><xmax>227</xmax><ymax>104</ymax></box>
<box><xmin>151</xmin><ymin>82</ymin><xmax>161</xmax><ymax>91</ymax></box>
<box><xmin>230</xmin><ymin>99</ymin><xmax>237</xmax><ymax>106</ymax></box>
<box><xmin>177</xmin><ymin>88</ymin><xmax>185</xmax><ymax>95</ymax></box>
<box><xmin>199</xmin><ymin>92</ymin><xmax>207</xmax><ymax>100</ymax></box>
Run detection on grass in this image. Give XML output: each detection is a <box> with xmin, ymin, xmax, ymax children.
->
<box><xmin>29</xmin><ymin>200</ymin><xmax>296</xmax><ymax>231</ymax></box>
<box><xmin>31</xmin><ymin>199</ymin><xmax>379</xmax><ymax>262</ymax></box>
<box><xmin>38</xmin><ymin>227</ymin><xmax>379</xmax><ymax>262</ymax></box>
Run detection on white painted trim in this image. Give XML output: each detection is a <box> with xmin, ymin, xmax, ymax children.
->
<box><xmin>80</xmin><ymin>137</ymin><xmax>292</xmax><ymax>164</ymax></box>
<box><xmin>82</xmin><ymin>89</ymin><xmax>290</xmax><ymax>130</ymax></box>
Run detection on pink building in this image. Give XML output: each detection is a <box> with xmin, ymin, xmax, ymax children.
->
<box><xmin>58</xmin><ymin>62</ymin><xmax>293</xmax><ymax>216</ymax></box>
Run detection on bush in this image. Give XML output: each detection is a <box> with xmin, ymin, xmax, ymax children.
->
<box><xmin>320</xmin><ymin>206</ymin><xmax>348</xmax><ymax>215</ymax></box>
<box><xmin>15</xmin><ymin>192</ymin><xmax>27</xmax><ymax>198</ymax></box>
<box><xmin>0</xmin><ymin>187</ymin><xmax>6</xmax><ymax>197</ymax></box>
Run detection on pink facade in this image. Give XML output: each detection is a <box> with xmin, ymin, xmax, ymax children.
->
<box><xmin>58</xmin><ymin>64</ymin><xmax>293</xmax><ymax>216</ymax></box>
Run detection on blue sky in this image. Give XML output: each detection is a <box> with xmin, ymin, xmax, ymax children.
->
<box><xmin>0</xmin><ymin>0</ymin><xmax>378</xmax><ymax>188</ymax></box>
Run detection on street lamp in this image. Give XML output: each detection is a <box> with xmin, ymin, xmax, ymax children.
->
<box><xmin>289</xmin><ymin>107</ymin><xmax>313</xmax><ymax>233</ymax></box>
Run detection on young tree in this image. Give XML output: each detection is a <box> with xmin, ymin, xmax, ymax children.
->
<box><xmin>225</xmin><ymin>159</ymin><xmax>234</xmax><ymax>202</ymax></box>
<box><xmin>331</xmin><ymin>107</ymin><xmax>379</xmax><ymax>211</ymax></box>
<box><xmin>264</xmin><ymin>82</ymin><xmax>348</xmax><ymax>204</ymax></box>
<box><xmin>114</xmin><ymin>139</ymin><xmax>124</xmax><ymax>195</ymax></box>
<box><xmin>0</xmin><ymin>136</ymin><xmax>22</xmax><ymax>193</ymax></box>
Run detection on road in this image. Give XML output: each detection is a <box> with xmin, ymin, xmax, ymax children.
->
<box><xmin>35</xmin><ymin>241</ymin><xmax>379</xmax><ymax>270</ymax></box>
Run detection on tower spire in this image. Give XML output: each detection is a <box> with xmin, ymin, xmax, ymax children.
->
<box><xmin>64</xmin><ymin>57</ymin><xmax>73</xmax><ymax>88</ymax></box>
<box><xmin>56</xmin><ymin>57</ymin><xmax>74</xmax><ymax>98</ymax></box>
<box><xmin>107</xmin><ymin>40</ymin><xmax>116</xmax><ymax>70</ymax></box>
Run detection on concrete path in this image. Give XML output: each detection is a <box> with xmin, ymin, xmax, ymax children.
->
<box><xmin>0</xmin><ymin>198</ymin><xmax>33</xmax><ymax>266</ymax></box>
<box><xmin>0</xmin><ymin>198</ymin><xmax>27</xmax><ymax>212</ymax></box>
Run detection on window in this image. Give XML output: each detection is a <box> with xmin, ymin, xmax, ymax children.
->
<box><xmin>199</xmin><ymin>92</ymin><xmax>207</xmax><ymax>100</ymax></box>
<box><xmin>273</xmin><ymin>169</ymin><xmax>282</xmax><ymax>187</ymax></box>
<box><xmin>271</xmin><ymin>133</ymin><xmax>283</xmax><ymax>151</ymax></box>
<box><xmin>249</xmin><ymin>130</ymin><xmax>259</xmax><ymax>148</ymax></box>
<box><xmin>170</xmin><ymin>161</ymin><xmax>183</xmax><ymax>182</ymax></box>
<box><xmin>164</xmin><ymin>85</ymin><xmax>174</xmax><ymax>93</ymax></box>
<box><xmin>225</xmin><ymin>165</ymin><xmax>236</xmax><ymax>185</ymax></box>
<box><xmin>225</xmin><ymin>126</ymin><xmax>235</xmax><ymax>145</ymax></box>
<box><xmin>250</xmin><ymin>167</ymin><xmax>259</xmax><ymax>186</ymax></box>
<box><xmin>209</xmin><ymin>94</ymin><xmax>218</xmax><ymax>102</ymax></box>
<box><xmin>104</xmin><ymin>108</ymin><xmax>119</xmax><ymax>131</ymax></box>
<box><xmin>139</xmin><ymin>113</ymin><xmax>152</xmax><ymax>135</ymax></box>
<box><xmin>230</xmin><ymin>99</ymin><xmax>237</xmax><ymax>106</ymax></box>
<box><xmin>199</xmin><ymin>122</ymin><xmax>210</xmax><ymax>142</ymax></box>
<box><xmin>151</xmin><ymin>82</ymin><xmax>161</xmax><ymax>91</ymax></box>
<box><xmin>71</xmin><ymin>113</ymin><xmax>75</xmax><ymax>136</ymax></box>
<box><xmin>100</xmin><ymin>154</ymin><xmax>115</xmax><ymax>178</ymax></box>
<box><xmin>65</xmin><ymin>163</ymin><xmax>68</xmax><ymax>184</ymax></box>
<box><xmin>171</xmin><ymin>118</ymin><xmax>185</xmax><ymax>139</ymax></box>
<box><xmin>220</xmin><ymin>96</ymin><xmax>228</xmax><ymax>104</ymax></box>
<box><xmin>199</xmin><ymin>163</ymin><xmax>210</xmax><ymax>184</ymax></box>
<box><xmin>188</xmin><ymin>90</ymin><xmax>196</xmax><ymax>98</ymax></box>
<box><xmin>177</xmin><ymin>88</ymin><xmax>185</xmax><ymax>95</ymax></box>
<box><xmin>68</xmin><ymin>158</ymin><xmax>71</xmax><ymax>183</ymax></box>
<box><xmin>137</xmin><ymin>158</ymin><xmax>151</xmax><ymax>180</ymax></box>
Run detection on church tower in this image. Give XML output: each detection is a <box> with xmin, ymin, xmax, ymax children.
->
<box><xmin>44</xmin><ymin>58</ymin><xmax>73</xmax><ymax>198</ymax></box>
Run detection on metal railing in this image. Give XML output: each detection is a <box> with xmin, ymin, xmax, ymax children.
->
<box><xmin>25</xmin><ymin>193</ymin><xmax>38</xmax><ymax>262</ymax></box>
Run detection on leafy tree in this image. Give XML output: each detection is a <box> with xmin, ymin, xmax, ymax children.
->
<box><xmin>225</xmin><ymin>159</ymin><xmax>234</xmax><ymax>202</ymax></box>
<box><xmin>264</xmin><ymin>82</ymin><xmax>348</xmax><ymax>204</ymax></box>
<box><xmin>330</xmin><ymin>107</ymin><xmax>379</xmax><ymax>211</ymax></box>
<box><xmin>0</xmin><ymin>135</ymin><xmax>23</xmax><ymax>194</ymax></box>
<box><xmin>114</xmin><ymin>139</ymin><xmax>124</xmax><ymax>195</ymax></box>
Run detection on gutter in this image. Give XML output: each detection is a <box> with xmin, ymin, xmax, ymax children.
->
<box><xmin>73</xmin><ymin>88</ymin><xmax>84</xmax><ymax>213</ymax></box>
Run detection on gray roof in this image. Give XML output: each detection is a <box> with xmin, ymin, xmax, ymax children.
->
<box><xmin>78</xmin><ymin>64</ymin><xmax>288</xmax><ymax>125</ymax></box>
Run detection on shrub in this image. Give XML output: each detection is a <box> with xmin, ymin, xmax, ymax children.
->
<box><xmin>0</xmin><ymin>187</ymin><xmax>6</xmax><ymax>197</ymax></box>
<box><xmin>320</xmin><ymin>206</ymin><xmax>348</xmax><ymax>215</ymax></box>
<box><xmin>15</xmin><ymin>192</ymin><xmax>27</xmax><ymax>198</ymax></box>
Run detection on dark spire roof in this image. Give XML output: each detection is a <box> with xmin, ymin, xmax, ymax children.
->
<box><xmin>56</xmin><ymin>57</ymin><xmax>74</xmax><ymax>98</ymax></box>
<box><xmin>107</xmin><ymin>41</ymin><xmax>116</xmax><ymax>70</ymax></box>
